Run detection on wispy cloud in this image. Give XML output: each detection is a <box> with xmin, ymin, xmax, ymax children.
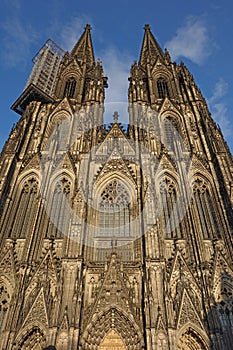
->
<box><xmin>208</xmin><ymin>78</ymin><xmax>228</xmax><ymax>104</ymax></box>
<box><xmin>207</xmin><ymin>78</ymin><xmax>232</xmax><ymax>137</ymax></box>
<box><xmin>59</xmin><ymin>15</ymin><xmax>91</xmax><ymax>51</ymax></box>
<box><xmin>99</xmin><ymin>47</ymin><xmax>133</xmax><ymax>124</ymax></box>
<box><xmin>1</xmin><ymin>17</ymin><xmax>39</xmax><ymax>68</ymax></box>
<box><xmin>165</xmin><ymin>17</ymin><xmax>210</xmax><ymax>65</ymax></box>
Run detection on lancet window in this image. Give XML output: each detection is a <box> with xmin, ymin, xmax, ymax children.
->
<box><xmin>157</xmin><ymin>78</ymin><xmax>170</xmax><ymax>98</ymax></box>
<box><xmin>159</xmin><ymin>177</ymin><xmax>182</xmax><ymax>239</ymax></box>
<box><xmin>10</xmin><ymin>177</ymin><xmax>39</xmax><ymax>238</ymax></box>
<box><xmin>47</xmin><ymin>178</ymin><xmax>71</xmax><ymax>238</ymax></box>
<box><xmin>162</xmin><ymin>117</ymin><xmax>183</xmax><ymax>154</ymax></box>
<box><xmin>56</xmin><ymin>119</ymin><xmax>69</xmax><ymax>151</ymax></box>
<box><xmin>63</xmin><ymin>77</ymin><xmax>76</xmax><ymax>98</ymax></box>
<box><xmin>192</xmin><ymin>179</ymin><xmax>220</xmax><ymax>239</ymax></box>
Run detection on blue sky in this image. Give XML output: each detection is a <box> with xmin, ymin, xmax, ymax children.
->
<box><xmin>0</xmin><ymin>0</ymin><xmax>233</xmax><ymax>152</ymax></box>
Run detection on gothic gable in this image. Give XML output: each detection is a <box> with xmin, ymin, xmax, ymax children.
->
<box><xmin>96</xmin><ymin>123</ymin><xmax>135</xmax><ymax>157</ymax></box>
<box><xmin>159</xmin><ymin>97</ymin><xmax>182</xmax><ymax>116</ymax></box>
<box><xmin>22</xmin><ymin>288</ymin><xmax>49</xmax><ymax>329</ymax></box>
<box><xmin>25</xmin><ymin>250</ymin><xmax>58</xmax><ymax>300</ymax></box>
<box><xmin>0</xmin><ymin>248</ymin><xmax>17</xmax><ymax>291</ymax></box>
<box><xmin>157</xmin><ymin>152</ymin><xmax>178</xmax><ymax>174</ymax></box>
<box><xmin>156</xmin><ymin>312</ymin><xmax>167</xmax><ymax>333</ymax></box>
<box><xmin>83</xmin><ymin>254</ymin><xmax>138</xmax><ymax>328</ymax></box>
<box><xmin>168</xmin><ymin>251</ymin><xmax>200</xmax><ymax>302</ymax></box>
<box><xmin>21</xmin><ymin>154</ymin><xmax>41</xmax><ymax>171</ymax></box>
<box><xmin>49</xmin><ymin>97</ymin><xmax>74</xmax><ymax>120</ymax></box>
<box><xmin>191</xmin><ymin>154</ymin><xmax>211</xmax><ymax>174</ymax></box>
<box><xmin>81</xmin><ymin>256</ymin><xmax>143</xmax><ymax>349</ymax></box>
<box><xmin>94</xmin><ymin>143</ymin><xmax>137</xmax><ymax>190</ymax></box>
<box><xmin>177</xmin><ymin>289</ymin><xmax>204</xmax><ymax>331</ymax></box>
<box><xmin>62</xmin><ymin>152</ymin><xmax>76</xmax><ymax>174</ymax></box>
<box><xmin>59</xmin><ymin>57</ymin><xmax>83</xmax><ymax>79</ymax></box>
<box><xmin>211</xmin><ymin>250</ymin><xmax>233</xmax><ymax>299</ymax></box>
<box><xmin>151</xmin><ymin>57</ymin><xmax>172</xmax><ymax>78</ymax></box>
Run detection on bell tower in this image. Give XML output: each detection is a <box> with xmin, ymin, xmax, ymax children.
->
<box><xmin>0</xmin><ymin>24</ymin><xmax>233</xmax><ymax>350</ymax></box>
<box><xmin>55</xmin><ymin>24</ymin><xmax>107</xmax><ymax>106</ymax></box>
<box><xmin>128</xmin><ymin>24</ymin><xmax>233</xmax><ymax>350</ymax></box>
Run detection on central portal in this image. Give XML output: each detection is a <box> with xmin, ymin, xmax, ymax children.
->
<box><xmin>99</xmin><ymin>329</ymin><xmax>126</xmax><ymax>349</ymax></box>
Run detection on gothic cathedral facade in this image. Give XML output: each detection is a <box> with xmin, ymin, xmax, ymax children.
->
<box><xmin>0</xmin><ymin>25</ymin><xmax>233</xmax><ymax>350</ymax></box>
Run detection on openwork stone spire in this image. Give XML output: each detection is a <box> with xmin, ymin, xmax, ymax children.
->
<box><xmin>70</xmin><ymin>24</ymin><xmax>95</xmax><ymax>67</ymax></box>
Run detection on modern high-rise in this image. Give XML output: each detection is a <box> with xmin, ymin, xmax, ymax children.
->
<box><xmin>0</xmin><ymin>24</ymin><xmax>233</xmax><ymax>350</ymax></box>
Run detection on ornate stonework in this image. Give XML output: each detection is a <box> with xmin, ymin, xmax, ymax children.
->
<box><xmin>0</xmin><ymin>24</ymin><xmax>233</xmax><ymax>349</ymax></box>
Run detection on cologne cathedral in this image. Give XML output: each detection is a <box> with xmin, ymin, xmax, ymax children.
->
<box><xmin>0</xmin><ymin>24</ymin><xmax>233</xmax><ymax>350</ymax></box>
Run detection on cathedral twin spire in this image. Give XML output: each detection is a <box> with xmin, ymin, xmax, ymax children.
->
<box><xmin>10</xmin><ymin>23</ymin><xmax>172</xmax><ymax>115</ymax></box>
<box><xmin>70</xmin><ymin>23</ymin><xmax>167</xmax><ymax>69</ymax></box>
<box><xmin>62</xmin><ymin>23</ymin><xmax>170</xmax><ymax>104</ymax></box>
<box><xmin>1</xmin><ymin>22</ymin><xmax>233</xmax><ymax>350</ymax></box>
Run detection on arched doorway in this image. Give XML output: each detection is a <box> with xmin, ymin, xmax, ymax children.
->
<box><xmin>81</xmin><ymin>307</ymin><xmax>143</xmax><ymax>349</ymax></box>
<box><xmin>99</xmin><ymin>329</ymin><xmax>126</xmax><ymax>350</ymax></box>
<box><xmin>178</xmin><ymin>327</ymin><xmax>208</xmax><ymax>350</ymax></box>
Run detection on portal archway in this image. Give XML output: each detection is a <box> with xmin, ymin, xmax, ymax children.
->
<box><xmin>99</xmin><ymin>329</ymin><xmax>126</xmax><ymax>350</ymax></box>
<box><xmin>81</xmin><ymin>307</ymin><xmax>143</xmax><ymax>349</ymax></box>
<box><xmin>178</xmin><ymin>327</ymin><xmax>209</xmax><ymax>350</ymax></box>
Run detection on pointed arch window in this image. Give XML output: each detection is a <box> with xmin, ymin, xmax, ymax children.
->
<box><xmin>159</xmin><ymin>177</ymin><xmax>182</xmax><ymax>239</ymax></box>
<box><xmin>96</xmin><ymin>180</ymin><xmax>132</xmax><ymax>261</ymax></box>
<box><xmin>193</xmin><ymin>180</ymin><xmax>221</xmax><ymax>239</ymax></box>
<box><xmin>63</xmin><ymin>77</ymin><xmax>76</xmax><ymax>98</ymax></box>
<box><xmin>56</xmin><ymin>119</ymin><xmax>69</xmax><ymax>151</ymax></box>
<box><xmin>162</xmin><ymin>117</ymin><xmax>183</xmax><ymax>154</ymax></box>
<box><xmin>9</xmin><ymin>177</ymin><xmax>39</xmax><ymax>238</ymax></box>
<box><xmin>157</xmin><ymin>78</ymin><xmax>170</xmax><ymax>98</ymax></box>
<box><xmin>98</xmin><ymin>180</ymin><xmax>130</xmax><ymax>236</ymax></box>
<box><xmin>47</xmin><ymin>178</ymin><xmax>71</xmax><ymax>239</ymax></box>
<box><xmin>164</xmin><ymin>118</ymin><xmax>175</xmax><ymax>151</ymax></box>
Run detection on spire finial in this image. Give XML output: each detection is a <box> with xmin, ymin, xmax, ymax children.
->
<box><xmin>85</xmin><ymin>24</ymin><xmax>92</xmax><ymax>31</ymax></box>
<box><xmin>144</xmin><ymin>24</ymin><xmax>151</xmax><ymax>31</ymax></box>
